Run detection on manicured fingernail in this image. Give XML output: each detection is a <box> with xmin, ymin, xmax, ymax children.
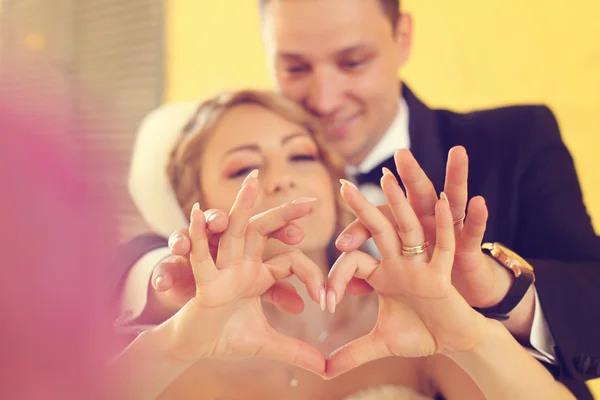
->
<box><xmin>190</xmin><ymin>202</ymin><xmax>200</xmax><ymax>220</ymax></box>
<box><xmin>440</xmin><ymin>192</ymin><xmax>449</xmax><ymax>204</ymax></box>
<box><xmin>168</xmin><ymin>233</ymin><xmax>183</xmax><ymax>250</ymax></box>
<box><xmin>335</xmin><ymin>233</ymin><xmax>353</xmax><ymax>247</ymax></box>
<box><xmin>242</xmin><ymin>169</ymin><xmax>259</xmax><ymax>187</ymax></box>
<box><xmin>292</xmin><ymin>197</ymin><xmax>317</xmax><ymax>204</ymax></box>
<box><xmin>381</xmin><ymin>167</ymin><xmax>399</xmax><ymax>186</ymax></box>
<box><xmin>339</xmin><ymin>179</ymin><xmax>357</xmax><ymax>190</ymax></box>
<box><xmin>327</xmin><ymin>290</ymin><xmax>336</xmax><ymax>313</ymax></box>
<box><xmin>319</xmin><ymin>286</ymin><xmax>326</xmax><ymax>311</ymax></box>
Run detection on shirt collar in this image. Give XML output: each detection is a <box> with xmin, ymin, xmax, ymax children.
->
<box><xmin>345</xmin><ymin>97</ymin><xmax>410</xmax><ymax>179</ymax></box>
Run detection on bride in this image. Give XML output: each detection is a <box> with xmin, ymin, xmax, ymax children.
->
<box><xmin>111</xmin><ymin>89</ymin><xmax>574</xmax><ymax>400</ymax></box>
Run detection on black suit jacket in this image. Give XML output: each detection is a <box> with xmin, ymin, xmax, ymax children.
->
<box><xmin>113</xmin><ymin>84</ymin><xmax>600</xmax><ymax>399</ymax></box>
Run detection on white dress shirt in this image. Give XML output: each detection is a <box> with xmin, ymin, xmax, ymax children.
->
<box><xmin>120</xmin><ymin>97</ymin><xmax>557</xmax><ymax>364</ymax></box>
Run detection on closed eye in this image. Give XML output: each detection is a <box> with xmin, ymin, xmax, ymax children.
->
<box><xmin>290</xmin><ymin>154</ymin><xmax>317</xmax><ymax>162</ymax></box>
<box><xmin>228</xmin><ymin>166</ymin><xmax>258</xmax><ymax>179</ymax></box>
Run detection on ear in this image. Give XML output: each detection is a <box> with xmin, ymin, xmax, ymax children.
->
<box><xmin>394</xmin><ymin>12</ymin><xmax>413</xmax><ymax>67</ymax></box>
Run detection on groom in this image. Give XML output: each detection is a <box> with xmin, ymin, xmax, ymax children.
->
<box><xmin>116</xmin><ymin>1</ymin><xmax>600</xmax><ymax>398</ymax></box>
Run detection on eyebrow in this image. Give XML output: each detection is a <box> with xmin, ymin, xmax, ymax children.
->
<box><xmin>223</xmin><ymin>132</ymin><xmax>309</xmax><ymax>158</ymax></box>
<box><xmin>277</xmin><ymin>44</ymin><xmax>372</xmax><ymax>60</ymax></box>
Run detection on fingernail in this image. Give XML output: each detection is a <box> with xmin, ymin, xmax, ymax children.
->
<box><xmin>327</xmin><ymin>290</ymin><xmax>336</xmax><ymax>313</ymax></box>
<box><xmin>284</xmin><ymin>224</ymin><xmax>302</xmax><ymax>238</ymax></box>
<box><xmin>242</xmin><ymin>169</ymin><xmax>259</xmax><ymax>187</ymax></box>
<box><xmin>190</xmin><ymin>202</ymin><xmax>200</xmax><ymax>220</ymax></box>
<box><xmin>335</xmin><ymin>233</ymin><xmax>353</xmax><ymax>248</ymax></box>
<box><xmin>440</xmin><ymin>192</ymin><xmax>449</xmax><ymax>204</ymax></box>
<box><xmin>339</xmin><ymin>179</ymin><xmax>357</xmax><ymax>190</ymax></box>
<box><xmin>154</xmin><ymin>276</ymin><xmax>165</xmax><ymax>289</ymax></box>
<box><xmin>292</xmin><ymin>197</ymin><xmax>318</xmax><ymax>204</ymax></box>
<box><xmin>168</xmin><ymin>233</ymin><xmax>183</xmax><ymax>250</ymax></box>
<box><xmin>319</xmin><ymin>286</ymin><xmax>326</xmax><ymax>311</ymax></box>
<box><xmin>381</xmin><ymin>167</ymin><xmax>399</xmax><ymax>186</ymax></box>
<box><xmin>205</xmin><ymin>210</ymin><xmax>221</xmax><ymax>224</ymax></box>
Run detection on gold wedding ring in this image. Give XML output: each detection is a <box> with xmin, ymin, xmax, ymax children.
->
<box><xmin>401</xmin><ymin>242</ymin><xmax>429</xmax><ymax>256</ymax></box>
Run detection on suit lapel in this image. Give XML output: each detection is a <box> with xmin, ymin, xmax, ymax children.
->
<box><xmin>403</xmin><ymin>83</ymin><xmax>446</xmax><ymax>195</ymax></box>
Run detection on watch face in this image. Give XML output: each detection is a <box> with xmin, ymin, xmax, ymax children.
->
<box><xmin>494</xmin><ymin>243</ymin><xmax>535</xmax><ymax>273</ymax></box>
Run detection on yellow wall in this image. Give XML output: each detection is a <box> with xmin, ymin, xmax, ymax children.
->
<box><xmin>165</xmin><ymin>1</ymin><xmax>600</xmax><ymax>396</ymax></box>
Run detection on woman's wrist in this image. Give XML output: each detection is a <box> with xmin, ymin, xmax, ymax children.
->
<box><xmin>137</xmin><ymin>320</ymin><xmax>198</xmax><ymax>369</ymax></box>
<box><xmin>108</xmin><ymin>320</ymin><xmax>197</xmax><ymax>399</ymax></box>
<box><xmin>444</xmin><ymin>316</ymin><xmax>506</xmax><ymax>363</ymax></box>
<box><xmin>443</xmin><ymin>317</ymin><xmax>573</xmax><ymax>400</ymax></box>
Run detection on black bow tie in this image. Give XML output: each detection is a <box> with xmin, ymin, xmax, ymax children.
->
<box><xmin>354</xmin><ymin>155</ymin><xmax>402</xmax><ymax>188</ymax></box>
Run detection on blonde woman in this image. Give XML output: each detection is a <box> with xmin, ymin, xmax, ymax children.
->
<box><xmin>112</xmin><ymin>90</ymin><xmax>574</xmax><ymax>400</ymax></box>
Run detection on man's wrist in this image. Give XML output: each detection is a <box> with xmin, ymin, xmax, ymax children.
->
<box><xmin>480</xmin><ymin>254</ymin><xmax>536</xmax><ymax>340</ymax></box>
<box><xmin>486</xmin><ymin>253</ymin><xmax>515</xmax><ymax>307</ymax></box>
<box><xmin>502</xmin><ymin>284</ymin><xmax>536</xmax><ymax>342</ymax></box>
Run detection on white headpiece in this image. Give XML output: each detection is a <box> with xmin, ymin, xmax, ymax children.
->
<box><xmin>128</xmin><ymin>101</ymin><xmax>201</xmax><ymax>237</ymax></box>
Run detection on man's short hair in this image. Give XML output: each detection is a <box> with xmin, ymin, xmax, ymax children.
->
<box><xmin>259</xmin><ymin>0</ymin><xmax>401</xmax><ymax>31</ymax></box>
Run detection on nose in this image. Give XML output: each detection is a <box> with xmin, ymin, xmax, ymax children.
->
<box><xmin>262</xmin><ymin>163</ymin><xmax>296</xmax><ymax>195</ymax></box>
<box><xmin>305</xmin><ymin>67</ymin><xmax>343</xmax><ymax>119</ymax></box>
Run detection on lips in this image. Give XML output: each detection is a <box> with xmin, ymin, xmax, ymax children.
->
<box><xmin>324</xmin><ymin>113</ymin><xmax>359</xmax><ymax>137</ymax></box>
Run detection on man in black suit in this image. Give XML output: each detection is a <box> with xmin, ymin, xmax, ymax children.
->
<box><xmin>116</xmin><ymin>1</ymin><xmax>600</xmax><ymax>397</ymax></box>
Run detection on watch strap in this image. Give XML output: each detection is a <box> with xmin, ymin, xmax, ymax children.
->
<box><xmin>473</xmin><ymin>273</ymin><xmax>534</xmax><ymax>320</ymax></box>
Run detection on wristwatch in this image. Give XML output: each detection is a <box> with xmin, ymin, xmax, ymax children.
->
<box><xmin>473</xmin><ymin>242</ymin><xmax>536</xmax><ymax>321</ymax></box>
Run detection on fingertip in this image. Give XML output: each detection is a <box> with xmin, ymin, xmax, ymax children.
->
<box><xmin>324</xmin><ymin>352</ymin><xmax>346</xmax><ymax>380</ymax></box>
<box><xmin>206</xmin><ymin>210</ymin><xmax>228</xmax><ymax>233</ymax></box>
<box><xmin>284</xmin><ymin>223</ymin><xmax>304</xmax><ymax>242</ymax></box>
<box><xmin>436</xmin><ymin>194</ymin><xmax>454</xmax><ymax>228</ymax></box>
<box><xmin>189</xmin><ymin>204</ymin><xmax>206</xmax><ymax>228</ymax></box>
<box><xmin>467</xmin><ymin>196</ymin><xmax>489</xmax><ymax>224</ymax></box>
<box><xmin>171</xmin><ymin>235</ymin><xmax>191</xmax><ymax>256</ymax></box>
<box><xmin>472</xmin><ymin>195</ymin><xmax>487</xmax><ymax>209</ymax></box>
<box><xmin>190</xmin><ymin>202</ymin><xmax>200</xmax><ymax>220</ymax></box>
<box><xmin>339</xmin><ymin>179</ymin><xmax>358</xmax><ymax>192</ymax></box>
<box><xmin>168</xmin><ymin>233</ymin><xmax>181</xmax><ymax>251</ymax></box>
<box><xmin>242</xmin><ymin>169</ymin><xmax>259</xmax><ymax>187</ymax></box>
<box><xmin>440</xmin><ymin>191</ymin><xmax>449</xmax><ymax>204</ymax></box>
<box><xmin>437</xmin><ymin>193</ymin><xmax>450</xmax><ymax>215</ymax></box>
<box><xmin>381</xmin><ymin>167</ymin><xmax>395</xmax><ymax>179</ymax></box>
<box><xmin>154</xmin><ymin>274</ymin><xmax>172</xmax><ymax>292</ymax></box>
<box><xmin>450</xmin><ymin>145</ymin><xmax>467</xmax><ymax>157</ymax></box>
<box><xmin>394</xmin><ymin>148</ymin><xmax>414</xmax><ymax>168</ymax></box>
<box><xmin>335</xmin><ymin>232</ymin><xmax>354</xmax><ymax>249</ymax></box>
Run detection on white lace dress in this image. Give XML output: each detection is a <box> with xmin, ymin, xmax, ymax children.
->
<box><xmin>343</xmin><ymin>385</ymin><xmax>436</xmax><ymax>400</ymax></box>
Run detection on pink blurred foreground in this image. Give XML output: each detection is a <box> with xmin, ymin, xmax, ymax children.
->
<box><xmin>0</xmin><ymin>101</ymin><xmax>120</xmax><ymax>399</ymax></box>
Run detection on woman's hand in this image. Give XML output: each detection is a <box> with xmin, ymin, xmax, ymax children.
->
<box><xmin>325</xmin><ymin>171</ymin><xmax>488</xmax><ymax>378</ymax></box>
<box><xmin>335</xmin><ymin>147</ymin><xmax>512</xmax><ymax>311</ymax></box>
<box><xmin>163</xmin><ymin>171</ymin><xmax>327</xmax><ymax>375</ymax></box>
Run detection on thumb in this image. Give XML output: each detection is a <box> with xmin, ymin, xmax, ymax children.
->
<box><xmin>325</xmin><ymin>332</ymin><xmax>389</xmax><ymax>379</ymax></box>
<box><xmin>257</xmin><ymin>329</ymin><xmax>325</xmax><ymax>376</ymax></box>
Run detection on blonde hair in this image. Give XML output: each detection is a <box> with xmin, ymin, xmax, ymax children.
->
<box><xmin>167</xmin><ymin>89</ymin><xmax>353</xmax><ymax>231</ymax></box>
